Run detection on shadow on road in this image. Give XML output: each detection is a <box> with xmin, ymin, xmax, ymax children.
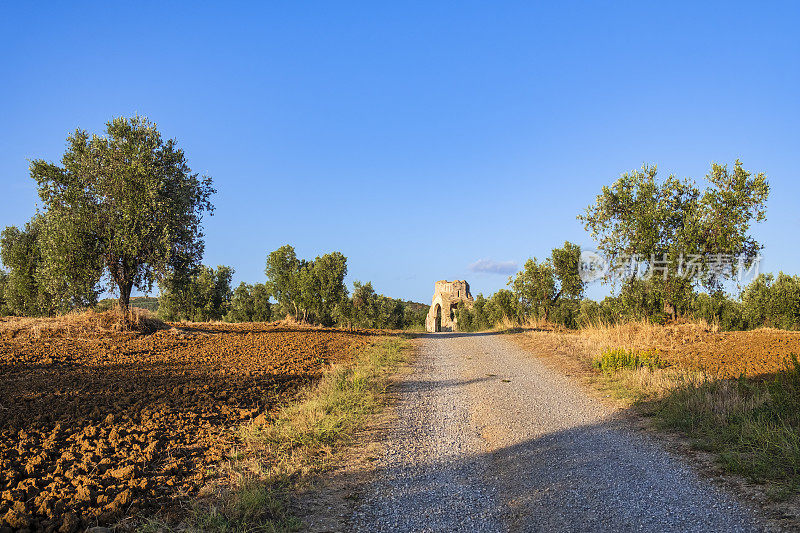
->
<box><xmin>326</xmin><ymin>414</ymin><xmax>759</xmax><ymax>532</ymax></box>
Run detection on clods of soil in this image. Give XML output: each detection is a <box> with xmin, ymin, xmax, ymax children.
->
<box><xmin>659</xmin><ymin>328</ymin><xmax>800</xmax><ymax>377</ymax></box>
<box><xmin>0</xmin><ymin>320</ymin><xmax>372</xmax><ymax>531</ymax></box>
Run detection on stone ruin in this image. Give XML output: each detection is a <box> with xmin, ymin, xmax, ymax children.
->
<box><xmin>425</xmin><ymin>280</ymin><xmax>474</xmax><ymax>332</ymax></box>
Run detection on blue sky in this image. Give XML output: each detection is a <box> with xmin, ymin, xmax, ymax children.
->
<box><xmin>1</xmin><ymin>2</ymin><xmax>798</xmax><ymax>303</ymax></box>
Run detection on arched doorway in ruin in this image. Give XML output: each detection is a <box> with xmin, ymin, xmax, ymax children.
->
<box><xmin>434</xmin><ymin>304</ymin><xmax>442</xmax><ymax>332</ymax></box>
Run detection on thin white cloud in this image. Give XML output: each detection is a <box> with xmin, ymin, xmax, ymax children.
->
<box><xmin>467</xmin><ymin>259</ymin><xmax>518</xmax><ymax>275</ymax></box>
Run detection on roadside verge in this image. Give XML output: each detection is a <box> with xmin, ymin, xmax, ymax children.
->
<box><xmin>137</xmin><ymin>336</ymin><xmax>412</xmax><ymax>533</ymax></box>
<box><xmin>507</xmin><ymin>326</ymin><xmax>800</xmax><ymax>531</ymax></box>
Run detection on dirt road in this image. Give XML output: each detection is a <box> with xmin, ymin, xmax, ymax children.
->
<box><xmin>352</xmin><ymin>332</ymin><xmax>762</xmax><ymax>532</ymax></box>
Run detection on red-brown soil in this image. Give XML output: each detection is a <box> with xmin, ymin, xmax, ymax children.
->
<box><xmin>0</xmin><ymin>318</ymin><xmax>372</xmax><ymax>532</ymax></box>
<box><xmin>515</xmin><ymin>322</ymin><xmax>800</xmax><ymax>378</ymax></box>
<box><xmin>653</xmin><ymin>328</ymin><xmax>800</xmax><ymax>377</ymax></box>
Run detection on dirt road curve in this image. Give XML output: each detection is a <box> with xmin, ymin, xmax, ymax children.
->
<box><xmin>352</xmin><ymin>332</ymin><xmax>763</xmax><ymax>532</ymax></box>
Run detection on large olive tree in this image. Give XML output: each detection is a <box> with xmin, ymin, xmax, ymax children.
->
<box><xmin>579</xmin><ymin>160</ymin><xmax>768</xmax><ymax>319</ymax></box>
<box><xmin>30</xmin><ymin>116</ymin><xmax>215</xmax><ymax>312</ymax></box>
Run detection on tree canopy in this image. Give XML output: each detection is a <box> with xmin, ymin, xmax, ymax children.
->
<box><xmin>0</xmin><ymin>214</ymin><xmax>99</xmax><ymax>315</ymax></box>
<box><xmin>510</xmin><ymin>241</ymin><xmax>585</xmax><ymax>320</ymax></box>
<box><xmin>579</xmin><ymin>161</ymin><xmax>768</xmax><ymax>318</ymax></box>
<box><xmin>28</xmin><ymin>115</ymin><xmax>215</xmax><ymax>311</ymax></box>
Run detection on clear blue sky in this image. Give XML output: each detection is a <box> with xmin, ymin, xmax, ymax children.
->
<box><xmin>1</xmin><ymin>2</ymin><xmax>798</xmax><ymax>303</ymax></box>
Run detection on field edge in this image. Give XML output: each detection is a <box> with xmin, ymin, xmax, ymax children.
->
<box><xmin>135</xmin><ymin>335</ymin><xmax>413</xmax><ymax>533</ymax></box>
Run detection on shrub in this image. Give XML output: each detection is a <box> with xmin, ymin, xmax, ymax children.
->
<box><xmin>691</xmin><ymin>292</ymin><xmax>746</xmax><ymax>331</ymax></box>
<box><xmin>742</xmin><ymin>273</ymin><xmax>800</xmax><ymax>330</ymax></box>
<box><xmin>593</xmin><ymin>347</ymin><xmax>663</xmax><ymax>373</ymax></box>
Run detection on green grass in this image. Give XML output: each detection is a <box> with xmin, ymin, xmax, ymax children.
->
<box><xmin>137</xmin><ymin>337</ymin><xmax>410</xmax><ymax>532</ymax></box>
<box><xmin>589</xmin><ymin>345</ymin><xmax>800</xmax><ymax>499</ymax></box>
<box><xmin>651</xmin><ymin>354</ymin><xmax>800</xmax><ymax>495</ymax></box>
<box><xmin>592</xmin><ymin>347</ymin><xmax>664</xmax><ymax>373</ymax></box>
<box><xmin>138</xmin><ymin>478</ymin><xmax>300</xmax><ymax>533</ymax></box>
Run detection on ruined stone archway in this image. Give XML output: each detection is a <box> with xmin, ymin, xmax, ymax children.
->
<box><xmin>425</xmin><ymin>280</ymin><xmax>474</xmax><ymax>332</ymax></box>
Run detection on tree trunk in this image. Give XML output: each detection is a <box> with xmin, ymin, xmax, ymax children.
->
<box><xmin>119</xmin><ymin>282</ymin><xmax>133</xmax><ymax>314</ymax></box>
<box><xmin>546</xmin><ymin>289</ymin><xmax>563</xmax><ymax>324</ymax></box>
<box><xmin>663</xmin><ymin>300</ymin><xmax>677</xmax><ymax>321</ymax></box>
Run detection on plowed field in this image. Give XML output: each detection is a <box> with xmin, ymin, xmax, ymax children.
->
<box><xmin>517</xmin><ymin>323</ymin><xmax>800</xmax><ymax>379</ymax></box>
<box><xmin>0</xmin><ymin>318</ymin><xmax>372</xmax><ymax>532</ymax></box>
<box><xmin>655</xmin><ymin>328</ymin><xmax>800</xmax><ymax>377</ymax></box>
<box><xmin>584</xmin><ymin>323</ymin><xmax>800</xmax><ymax>377</ymax></box>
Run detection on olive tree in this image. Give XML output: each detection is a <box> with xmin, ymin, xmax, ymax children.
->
<box><xmin>30</xmin><ymin>116</ymin><xmax>215</xmax><ymax>312</ymax></box>
<box><xmin>579</xmin><ymin>161</ymin><xmax>768</xmax><ymax>319</ymax></box>
<box><xmin>304</xmin><ymin>252</ymin><xmax>348</xmax><ymax>325</ymax></box>
<box><xmin>226</xmin><ymin>282</ymin><xmax>272</xmax><ymax>323</ymax></box>
<box><xmin>0</xmin><ymin>217</ymin><xmax>51</xmax><ymax>315</ymax></box>
<box><xmin>159</xmin><ymin>265</ymin><xmax>234</xmax><ymax>322</ymax></box>
<box><xmin>351</xmin><ymin>281</ymin><xmax>379</xmax><ymax>328</ymax></box>
<box><xmin>511</xmin><ymin>241</ymin><xmax>585</xmax><ymax>320</ymax></box>
<box><xmin>1</xmin><ymin>214</ymin><xmax>98</xmax><ymax>315</ymax></box>
<box><xmin>265</xmin><ymin>245</ymin><xmax>348</xmax><ymax>324</ymax></box>
<box><xmin>265</xmin><ymin>245</ymin><xmax>303</xmax><ymax>319</ymax></box>
<box><xmin>742</xmin><ymin>273</ymin><xmax>800</xmax><ymax>330</ymax></box>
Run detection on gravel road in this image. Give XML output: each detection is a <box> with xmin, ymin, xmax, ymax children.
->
<box><xmin>352</xmin><ymin>332</ymin><xmax>763</xmax><ymax>532</ymax></box>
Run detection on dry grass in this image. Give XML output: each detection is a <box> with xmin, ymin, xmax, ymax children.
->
<box><xmin>239</xmin><ymin>338</ymin><xmax>409</xmax><ymax>476</ymax></box>
<box><xmin>579</xmin><ymin>318</ymin><xmax>718</xmax><ymax>353</ymax></box>
<box><xmin>654</xmin><ymin>357</ymin><xmax>800</xmax><ymax>493</ymax></box>
<box><xmin>0</xmin><ymin>307</ymin><xmax>167</xmax><ymax>339</ymax></box>
<box><xmin>493</xmin><ymin>314</ymin><xmax>555</xmax><ymax>333</ymax></box>
<box><xmin>508</xmin><ymin>324</ymin><xmax>692</xmax><ymax>402</ymax></box>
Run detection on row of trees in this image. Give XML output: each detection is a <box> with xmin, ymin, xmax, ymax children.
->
<box><xmin>0</xmin><ymin>116</ymin><xmax>793</xmax><ymax>331</ymax></box>
<box><xmin>456</xmin><ymin>270</ymin><xmax>800</xmax><ymax>333</ymax></box>
<box><xmin>150</xmin><ymin>245</ymin><xmax>427</xmax><ymax>329</ymax></box>
<box><xmin>457</xmin><ymin>161</ymin><xmax>798</xmax><ymax>332</ymax></box>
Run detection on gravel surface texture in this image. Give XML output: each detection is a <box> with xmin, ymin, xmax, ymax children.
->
<box><xmin>352</xmin><ymin>332</ymin><xmax>763</xmax><ymax>532</ymax></box>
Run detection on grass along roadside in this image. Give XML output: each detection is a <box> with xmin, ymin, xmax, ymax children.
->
<box><xmin>585</xmin><ymin>337</ymin><xmax>800</xmax><ymax>498</ymax></box>
<box><xmin>510</xmin><ymin>322</ymin><xmax>800</xmax><ymax>502</ymax></box>
<box><xmin>647</xmin><ymin>356</ymin><xmax>800</xmax><ymax>498</ymax></box>
<box><xmin>138</xmin><ymin>336</ymin><xmax>411</xmax><ymax>532</ymax></box>
<box><xmin>587</xmin><ymin>345</ymin><xmax>800</xmax><ymax>498</ymax></box>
